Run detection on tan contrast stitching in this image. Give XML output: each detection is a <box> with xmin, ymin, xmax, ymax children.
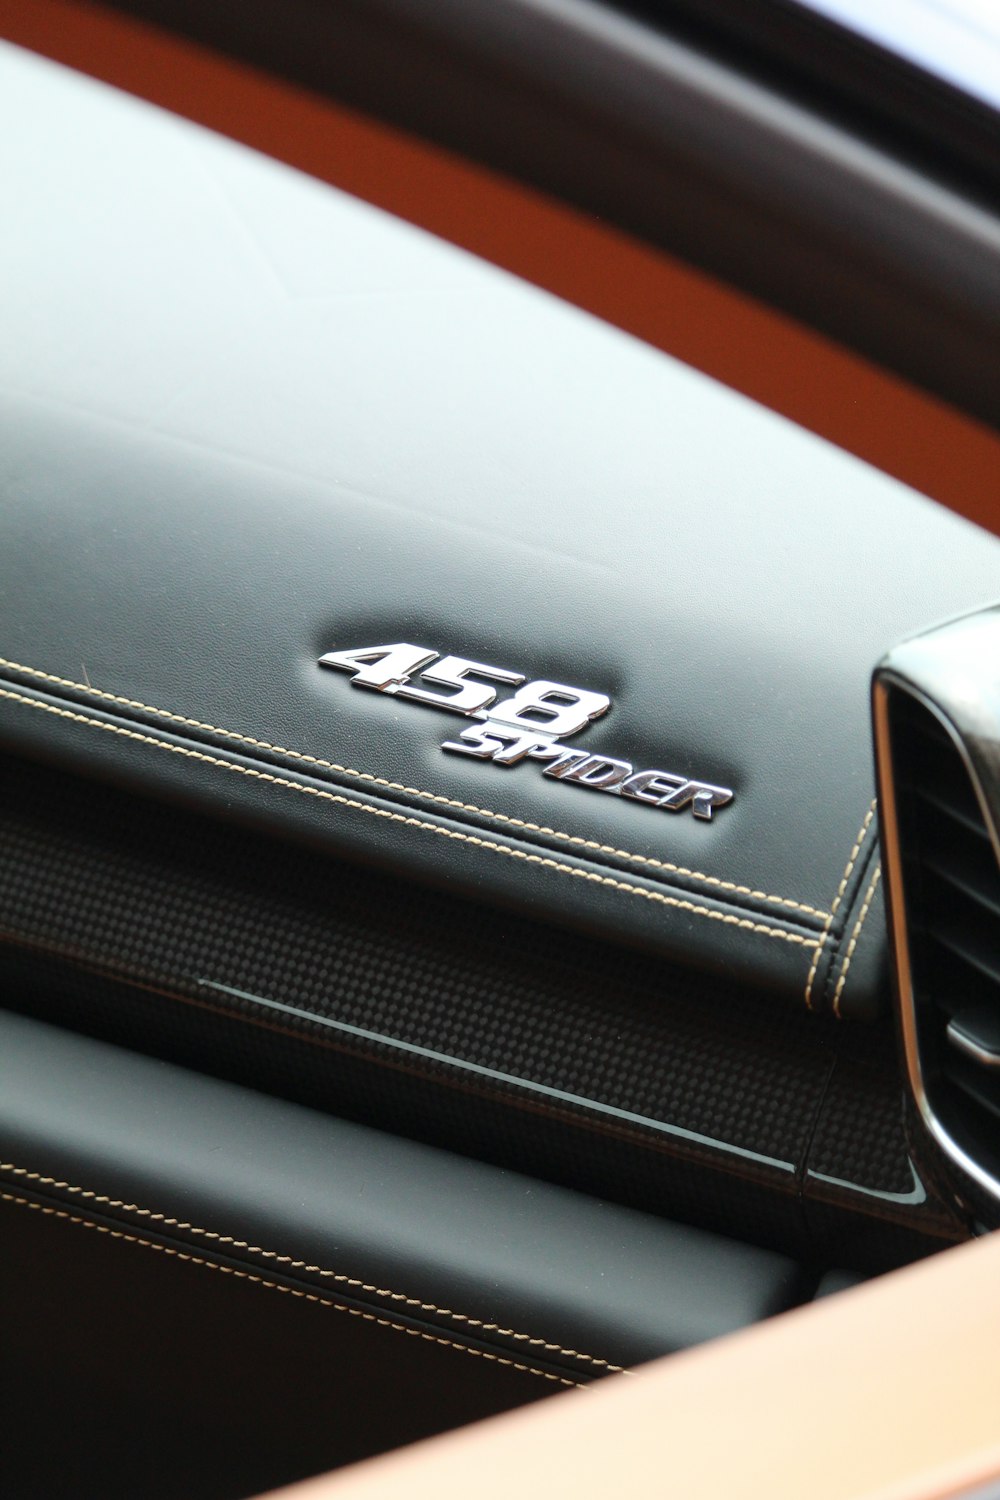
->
<box><xmin>832</xmin><ymin>865</ymin><xmax>882</xmax><ymax>1020</ymax></box>
<box><xmin>0</xmin><ymin>1191</ymin><xmax>584</xmax><ymax>1389</ymax></box>
<box><xmin>0</xmin><ymin>656</ymin><xmax>828</xmax><ymax>921</ymax></box>
<box><xmin>0</xmin><ymin>1163</ymin><xmax>622</xmax><ymax>1372</ymax></box>
<box><xmin>804</xmin><ymin>801</ymin><xmax>877</xmax><ymax>1011</ymax></box>
<box><xmin>0</xmin><ymin>685</ymin><xmax>820</xmax><ymax>950</ymax></box>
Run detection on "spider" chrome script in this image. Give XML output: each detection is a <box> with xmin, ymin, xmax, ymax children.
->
<box><xmin>319</xmin><ymin>642</ymin><xmax>733</xmax><ymax>821</ymax></box>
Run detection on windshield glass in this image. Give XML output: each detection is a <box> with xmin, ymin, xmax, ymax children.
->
<box><xmin>793</xmin><ymin>0</ymin><xmax>1000</xmax><ymax>110</ymax></box>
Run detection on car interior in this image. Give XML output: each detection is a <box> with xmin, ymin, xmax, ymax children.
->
<box><xmin>2</xmin><ymin>3</ymin><xmax>1000</xmax><ymax>1498</ymax></box>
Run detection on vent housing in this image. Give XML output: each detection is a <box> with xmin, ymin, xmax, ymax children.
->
<box><xmin>875</xmin><ymin>610</ymin><xmax>1000</xmax><ymax>1218</ymax></box>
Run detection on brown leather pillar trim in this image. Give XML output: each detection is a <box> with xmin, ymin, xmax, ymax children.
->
<box><xmin>266</xmin><ymin>1231</ymin><xmax>1000</xmax><ymax>1500</ymax></box>
<box><xmin>1</xmin><ymin>0</ymin><xmax>999</xmax><ymax>534</ymax></box>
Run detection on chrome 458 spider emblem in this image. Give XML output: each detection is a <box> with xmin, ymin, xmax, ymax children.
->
<box><xmin>319</xmin><ymin>642</ymin><xmax>733</xmax><ymax>821</ymax></box>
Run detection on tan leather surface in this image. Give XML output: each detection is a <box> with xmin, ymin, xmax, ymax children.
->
<box><xmin>265</xmin><ymin>1231</ymin><xmax>1000</xmax><ymax>1500</ymax></box>
<box><xmin>2</xmin><ymin>0</ymin><xmax>999</xmax><ymax>534</ymax></box>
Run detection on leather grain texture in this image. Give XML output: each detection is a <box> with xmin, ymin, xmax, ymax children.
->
<box><xmin>1</xmin><ymin>47</ymin><xmax>999</xmax><ymax>1017</ymax></box>
<box><xmin>0</xmin><ymin>388</ymin><xmax>995</xmax><ymax>1019</ymax></box>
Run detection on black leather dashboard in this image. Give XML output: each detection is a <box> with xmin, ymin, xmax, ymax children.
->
<box><xmin>2</xmin><ymin>44</ymin><xmax>999</xmax><ymax>1030</ymax></box>
<box><xmin>3</xmin><ymin>45</ymin><xmax>999</xmax><ymax>1026</ymax></box>
<box><xmin>0</xmin><ymin>43</ymin><xmax>993</xmax><ymax>1277</ymax></box>
<box><xmin>2</xmin><ymin>17</ymin><xmax>999</xmax><ymax>1497</ymax></box>
<box><xmin>1</xmin><ymin>386</ymin><xmax>998</xmax><ymax>1022</ymax></box>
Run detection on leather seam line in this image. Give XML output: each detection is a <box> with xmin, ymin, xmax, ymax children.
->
<box><xmin>832</xmin><ymin>864</ymin><xmax>882</xmax><ymax>1020</ymax></box>
<box><xmin>0</xmin><ymin>1162</ymin><xmax>622</xmax><ymax>1372</ymax></box>
<box><xmin>0</xmin><ymin>657</ymin><xmax>829</xmax><ymax>921</ymax></box>
<box><xmin>0</xmin><ymin>685</ymin><xmax>821</xmax><ymax>950</ymax></box>
<box><xmin>0</xmin><ymin>1189</ymin><xmax>586</xmax><ymax>1389</ymax></box>
<box><xmin>803</xmin><ymin>801</ymin><xmax>877</xmax><ymax>1011</ymax></box>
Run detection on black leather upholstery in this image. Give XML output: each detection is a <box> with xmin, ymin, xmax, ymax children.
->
<box><xmin>0</xmin><ymin>33</ymin><xmax>994</xmax><ymax>1500</ymax></box>
<box><xmin>1</xmin><ymin>44</ymin><xmax>998</xmax><ymax>1027</ymax></box>
<box><xmin>1</xmin><ymin>382</ymin><xmax>997</xmax><ymax>1017</ymax></box>
<box><xmin>0</xmin><ymin>1011</ymin><xmax>807</xmax><ymax>1371</ymax></box>
<box><xmin>0</xmin><ymin>1193</ymin><xmax>555</xmax><ymax>1500</ymax></box>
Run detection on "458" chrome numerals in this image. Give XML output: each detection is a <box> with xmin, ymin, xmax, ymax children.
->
<box><xmin>318</xmin><ymin>642</ymin><xmax>732</xmax><ymax>821</ymax></box>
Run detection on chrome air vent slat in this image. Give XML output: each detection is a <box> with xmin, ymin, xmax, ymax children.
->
<box><xmin>947</xmin><ymin>1004</ymin><xmax>1000</xmax><ymax>1068</ymax></box>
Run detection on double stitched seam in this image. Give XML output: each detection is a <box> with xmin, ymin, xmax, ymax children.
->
<box><xmin>832</xmin><ymin>865</ymin><xmax>882</xmax><ymax>1019</ymax></box>
<box><xmin>0</xmin><ymin>685</ymin><xmax>820</xmax><ymax>950</ymax></box>
<box><xmin>0</xmin><ymin>1191</ymin><xmax>584</xmax><ymax>1388</ymax></box>
<box><xmin>804</xmin><ymin>802</ymin><xmax>877</xmax><ymax>1011</ymax></box>
<box><xmin>0</xmin><ymin>1163</ymin><xmax>623</xmax><ymax>1373</ymax></box>
<box><xmin>0</xmin><ymin>657</ymin><xmax>829</xmax><ymax>921</ymax></box>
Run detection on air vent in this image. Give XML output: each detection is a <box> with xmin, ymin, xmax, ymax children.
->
<box><xmin>877</xmin><ymin>671</ymin><xmax>1000</xmax><ymax>1212</ymax></box>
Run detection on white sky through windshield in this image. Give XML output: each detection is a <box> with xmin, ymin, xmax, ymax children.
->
<box><xmin>797</xmin><ymin>0</ymin><xmax>1000</xmax><ymax>110</ymax></box>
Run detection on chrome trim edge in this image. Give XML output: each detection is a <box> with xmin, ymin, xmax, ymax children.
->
<box><xmin>873</xmin><ymin>671</ymin><xmax>1000</xmax><ymax>1211</ymax></box>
